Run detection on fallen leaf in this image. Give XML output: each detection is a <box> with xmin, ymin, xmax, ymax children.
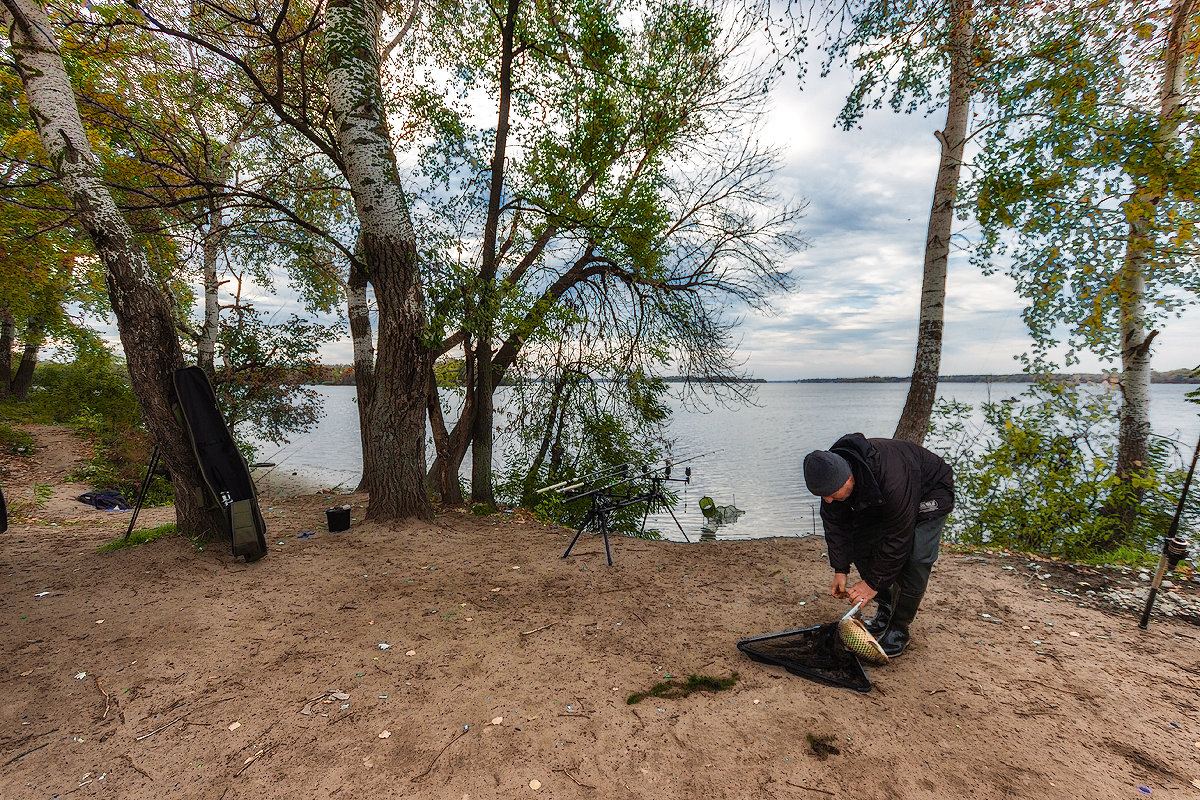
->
<box><xmin>95</xmin><ymin>620</ymin><xmax>104</xmax><ymax>625</ymax></box>
<box><xmin>228</xmin><ymin>721</ymin><xmax>241</xmax><ymax>731</ymax></box>
<box><xmin>529</xmin><ymin>779</ymin><xmax>541</xmax><ymax>790</ymax></box>
<box><xmin>491</xmin><ymin>587</ymin><xmax>502</xmax><ymax>593</ymax></box>
<box><xmin>406</xmin><ymin>649</ymin><xmax>416</xmax><ymax>656</ymax></box>
<box><xmin>491</xmin><ymin>717</ymin><xmax>503</xmax><ymax>725</ymax></box>
<box><xmin>1068</xmin><ymin>632</ymin><xmax>1080</xmax><ymax>638</ymax></box>
<box><xmin>378</xmin><ymin>730</ymin><xmax>391</xmax><ymax>739</ymax></box>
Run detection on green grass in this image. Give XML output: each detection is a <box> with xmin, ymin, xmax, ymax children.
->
<box><xmin>626</xmin><ymin>672</ymin><xmax>739</xmax><ymax>705</ymax></box>
<box><xmin>0</xmin><ymin>420</ymin><xmax>34</xmax><ymax>455</ymax></box>
<box><xmin>97</xmin><ymin>523</ymin><xmax>178</xmax><ymax>552</ymax></box>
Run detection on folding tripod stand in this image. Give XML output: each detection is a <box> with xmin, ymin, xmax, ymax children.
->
<box><xmin>560</xmin><ymin>467</ymin><xmax>691</xmax><ymax>566</ymax></box>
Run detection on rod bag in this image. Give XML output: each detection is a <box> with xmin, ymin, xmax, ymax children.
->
<box><xmin>173</xmin><ymin>366</ymin><xmax>268</xmax><ymax>562</ymax></box>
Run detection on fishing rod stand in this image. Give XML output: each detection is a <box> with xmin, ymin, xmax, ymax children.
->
<box><xmin>1138</xmin><ymin>424</ymin><xmax>1200</xmax><ymax>630</ymax></box>
<box><xmin>559</xmin><ymin>464</ymin><xmax>693</xmax><ymax>566</ymax></box>
<box><xmin>1138</xmin><ymin>536</ymin><xmax>1191</xmax><ymax>630</ymax></box>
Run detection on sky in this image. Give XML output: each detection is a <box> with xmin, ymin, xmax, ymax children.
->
<box><xmin>294</xmin><ymin>63</ymin><xmax>1200</xmax><ymax>381</ymax></box>
<box><xmin>89</xmin><ymin>37</ymin><xmax>1193</xmax><ymax>382</ymax></box>
<box><xmin>727</xmin><ymin>67</ymin><xmax>1200</xmax><ymax>381</ymax></box>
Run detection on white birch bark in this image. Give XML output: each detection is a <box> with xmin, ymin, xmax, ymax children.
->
<box><xmin>893</xmin><ymin>0</ymin><xmax>973</xmax><ymax>444</ymax></box>
<box><xmin>1</xmin><ymin>0</ymin><xmax>225</xmax><ymax>537</ymax></box>
<box><xmin>326</xmin><ymin>0</ymin><xmax>432</xmax><ymax>520</ymax></box>
<box><xmin>1116</xmin><ymin>0</ymin><xmax>1196</xmax><ymax>494</ymax></box>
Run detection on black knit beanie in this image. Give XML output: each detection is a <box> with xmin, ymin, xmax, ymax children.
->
<box><xmin>802</xmin><ymin>450</ymin><xmax>851</xmax><ymax>496</ymax></box>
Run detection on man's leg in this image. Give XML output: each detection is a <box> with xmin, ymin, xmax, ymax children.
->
<box><xmin>879</xmin><ymin>514</ymin><xmax>947</xmax><ymax>656</ymax></box>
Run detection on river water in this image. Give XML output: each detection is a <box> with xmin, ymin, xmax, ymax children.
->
<box><xmin>249</xmin><ymin>382</ymin><xmax>1200</xmax><ymax>542</ymax></box>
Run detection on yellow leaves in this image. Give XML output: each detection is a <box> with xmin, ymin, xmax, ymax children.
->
<box><xmin>4</xmin><ymin>129</ymin><xmax>47</xmax><ymax>162</ymax></box>
<box><xmin>1177</xmin><ymin>221</ymin><xmax>1194</xmax><ymax>246</ymax></box>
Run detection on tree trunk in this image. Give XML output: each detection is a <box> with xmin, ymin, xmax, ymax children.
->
<box><xmin>198</xmin><ymin>189</ymin><xmax>226</xmax><ymax>376</ymax></box>
<box><xmin>0</xmin><ymin>307</ymin><xmax>14</xmax><ymax>398</ymax></box>
<box><xmin>428</xmin><ymin>343</ymin><xmax>474</xmax><ymax>505</ymax></box>
<box><xmin>1107</xmin><ymin>0</ymin><xmax>1196</xmax><ymax>543</ymax></box>
<box><xmin>893</xmin><ymin>0</ymin><xmax>973</xmax><ymax>444</ymax></box>
<box><xmin>470</xmin><ymin>0</ymin><xmax>521</xmax><ymax>506</ymax></box>
<box><xmin>2</xmin><ymin>0</ymin><xmax>226</xmax><ymax>538</ymax></box>
<box><xmin>326</xmin><ymin>0</ymin><xmax>432</xmax><ymax>520</ymax></box>
<box><xmin>347</xmin><ymin>256</ymin><xmax>377</xmax><ymax>495</ymax></box>
<box><xmin>10</xmin><ymin>320</ymin><xmax>43</xmax><ymax>400</ymax></box>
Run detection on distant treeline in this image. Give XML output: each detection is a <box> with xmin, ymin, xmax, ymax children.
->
<box><xmin>795</xmin><ymin>369</ymin><xmax>1200</xmax><ymax>384</ymax></box>
<box><xmin>307</xmin><ymin>365</ymin><xmax>1199</xmax><ymax>386</ymax></box>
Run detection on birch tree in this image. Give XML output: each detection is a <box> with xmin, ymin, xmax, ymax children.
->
<box><xmin>813</xmin><ymin>0</ymin><xmax>984</xmax><ymax>444</ymax></box>
<box><xmin>971</xmin><ymin>0</ymin><xmax>1200</xmax><ymax>545</ymax></box>
<box><xmin>325</xmin><ymin>0</ymin><xmax>433</xmax><ymax>520</ymax></box>
<box><xmin>1</xmin><ymin>0</ymin><xmax>227</xmax><ymax>536</ymax></box>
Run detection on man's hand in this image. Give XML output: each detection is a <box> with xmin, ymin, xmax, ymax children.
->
<box><xmin>830</xmin><ymin>573</ymin><xmax>849</xmax><ymax>599</ymax></box>
<box><xmin>846</xmin><ymin>580</ymin><xmax>877</xmax><ymax>605</ymax></box>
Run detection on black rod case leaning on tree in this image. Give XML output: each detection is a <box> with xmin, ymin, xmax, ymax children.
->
<box><xmin>173</xmin><ymin>366</ymin><xmax>268</xmax><ymax>562</ymax></box>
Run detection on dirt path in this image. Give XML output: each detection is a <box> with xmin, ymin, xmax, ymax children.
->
<box><xmin>1</xmin><ymin>426</ymin><xmax>1199</xmax><ymax>799</ymax></box>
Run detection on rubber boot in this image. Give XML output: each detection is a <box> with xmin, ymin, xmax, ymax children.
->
<box><xmin>864</xmin><ymin>586</ymin><xmax>896</xmax><ymax>636</ymax></box>
<box><xmin>877</xmin><ymin>592</ymin><xmax>923</xmax><ymax>658</ymax></box>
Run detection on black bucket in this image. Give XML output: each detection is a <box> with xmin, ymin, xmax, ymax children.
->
<box><xmin>326</xmin><ymin>505</ymin><xmax>351</xmax><ymax>532</ymax></box>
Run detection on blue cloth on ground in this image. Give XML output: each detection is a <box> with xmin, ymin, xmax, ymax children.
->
<box><xmin>77</xmin><ymin>489</ymin><xmax>132</xmax><ymax>511</ymax></box>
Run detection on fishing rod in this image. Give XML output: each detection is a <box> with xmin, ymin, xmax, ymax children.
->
<box><xmin>534</xmin><ymin>449</ymin><xmax>719</xmax><ymax>496</ymax></box>
<box><xmin>1138</xmin><ymin>426</ymin><xmax>1199</xmax><ymax>630</ymax></box>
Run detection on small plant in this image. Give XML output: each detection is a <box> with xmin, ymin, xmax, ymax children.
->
<box><xmin>626</xmin><ymin>672</ymin><xmax>738</xmax><ymax>705</ymax></box>
<box><xmin>0</xmin><ymin>422</ymin><xmax>34</xmax><ymax>455</ymax></box>
<box><xmin>97</xmin><ymin>523</ymin><xmax>178</xmax><ymax>552</ymax></box>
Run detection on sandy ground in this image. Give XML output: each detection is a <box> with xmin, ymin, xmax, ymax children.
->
<box><xmin>2</xmin><ymin>424</ymin><xmax>1200</xmax><ymax>800</ymax></box>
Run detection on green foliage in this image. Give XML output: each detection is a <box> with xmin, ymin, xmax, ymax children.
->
<box><xmin>931</xmin><ymin>381</ymin><xmax>1197</xmax><ymax>560</ymax></box>
<box><xmin>0</xmin><ymin>421</ymin><xmax>34</xmax><ymax>455</ymax></box>
<box><xmin>496</xmin><ymin>368</ymin><xmax>673</xmax><ymax>537</ymax></box>
<box><xmin>211</xmin><ymin>306</ymin><xmax>341</xmax><ymax>452</ymax></box>
<box><xmin>97</xmin><ymin>523</ymin><xmax>178</xmax><ymax>552</ymax></box>
<box><xmin>5</xmin><ymin>347</ymin><xmax>171</xmax><ymax>505</ymax></box>
<box><xmin>25</xmin><ymin>346</ymin><xmax>141</xmax><ymax>431</ymax></box>
<box><xmin>626</xmin><ymin>672</ymin><xmax>738</xmax><ymax>705</ymax></box>
<box><xmin>966</xmin><ymin>3</ymin><xmax>1200</xmax><ymax>363</ymax></box>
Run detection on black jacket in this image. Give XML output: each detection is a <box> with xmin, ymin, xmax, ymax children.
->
<box><xmin>820</xmin><ymin>433</ymin><xmax>954</xmax><ymax>592</ymax></box>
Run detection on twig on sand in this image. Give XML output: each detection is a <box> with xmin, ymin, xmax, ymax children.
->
<box><xmin>135</xmin><ymin>696</ymin><xmax>235</xmax><ymax>741</ymax></box>
<box><xmin>553</xmin><ymin>767</ymin><xmax>595</xmax><ymax>788</ymax></box>
<box><xmin>135</xmin><ymin>717</ymin><xmax>182</xmax><ymax>741</ymax></box>
<box><xmin>411</xmin><ymin>727</ymin><xmax>469</xmax><ymax>782</ymax></box>
<box><xmin>1014</xmin><ymin>678</ymin><xmax>1079</xmax><ymax>696</ymax></box>
<box><xmin>785</xmin><ymin>781</ymin><xmax>835</xmax><ymax>795</ymax></box>
<box><xmin>234</xmin><ymin>744</ymin><xmax>278</xmax><ymax>777</ymax></box>
<box><xmin>520</xmin><ymin>624</ymin><xmax>553</xmax><ymax>636</ymax></box>
<box><xmin>95</xmin><ymin>677</ymin><xmax>114</xmax><ymax>720</ymax></box>
<box><xmin>928</xmin><ymin>686</ymin><xmax>953</xmax><ymax>696</ymax></box>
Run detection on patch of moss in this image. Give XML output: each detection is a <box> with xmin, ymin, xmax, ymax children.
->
<box><xmin>626</xmin><ymin>672</ymin><xmax>738</xmax><ymax>705</ymax></box>
<box><xmin>471</xmin><ymin>502</ymin><xmax>499</xmax><ymax>517</ymax></box>
<box><xmin>97</xmin><ymin>523</ymin><xmax>178</xmax><ymax>552</ymax></box>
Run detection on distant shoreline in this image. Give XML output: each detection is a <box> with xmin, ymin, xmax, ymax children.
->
<box><xmin>793</xmin><ymin>372</ymin><xmax>1199</xmax><ymax>384</ymax></box>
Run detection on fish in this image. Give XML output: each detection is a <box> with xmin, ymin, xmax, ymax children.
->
<box><xmin>838</xmin><ymin>601</ymin><xmax>889</xmax><ymax>665</ymax></box>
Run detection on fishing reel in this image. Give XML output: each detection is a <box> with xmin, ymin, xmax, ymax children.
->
<box><xmin>1162</xmin><ymin>536</ymin><xmax>1190</xmax><ymax>569</ymax></box>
